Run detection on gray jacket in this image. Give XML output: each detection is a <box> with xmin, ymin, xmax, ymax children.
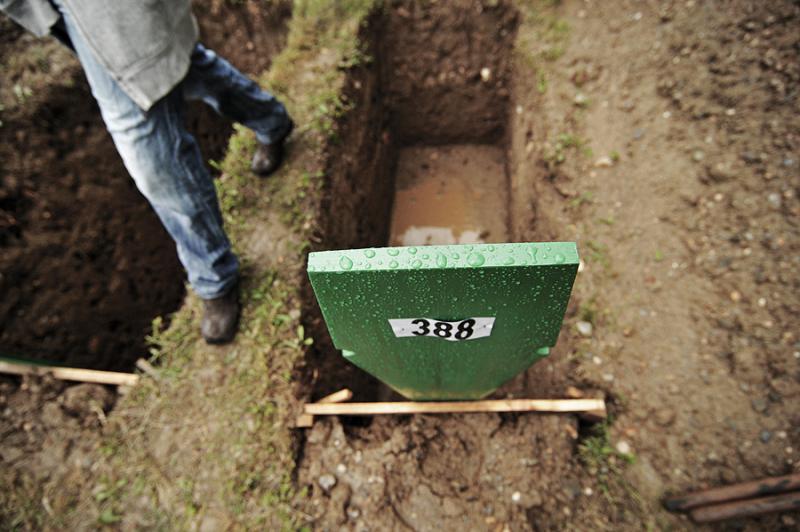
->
<box><xmin>1</xmin><ymin>0</ymin><xmax>198</xmax><ymax>110</ymax></box>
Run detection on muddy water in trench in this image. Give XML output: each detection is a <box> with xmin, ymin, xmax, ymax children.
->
<box><xmin>389</xmin><ymin>145</ymin><xmax>509</xmax><ymax>246</ymax></box>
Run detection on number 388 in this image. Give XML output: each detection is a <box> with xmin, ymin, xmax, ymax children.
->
<box><xmin>410</xmin><ymin>318</ymin><xmax>476</xmax><ymax>340</ymax></box>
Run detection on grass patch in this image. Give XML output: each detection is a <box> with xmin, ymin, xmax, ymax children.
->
<box><xmin>515</xmin><ymin>2</ymin><xmax>571</xmax><ymax>70</ymax></box>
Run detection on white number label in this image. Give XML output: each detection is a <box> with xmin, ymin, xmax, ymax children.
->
<box><xmin>388</xmin><ymin>318</ymin><xmax>495</xmax><ymax>342</ymax></box>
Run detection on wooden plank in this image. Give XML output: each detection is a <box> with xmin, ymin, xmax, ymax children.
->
<box><xmin>296</xmin><ymin>388</ymin><xmax>354</xmax><ymax>427</ymax></box>
<box><xmin>0</xmin><ymin>360</ymin><xmax>139</xmax><ymax>387</ymax></box>
<box><xmin>295</xmin><ymin>414</ymin><xmax>315</xmax><ymax>428</ymax></box>
<box><xmin>664</xmin><ymin>473</ymin><xmax>800</xmax><ymax>512</ymax></box>
<box><xmin>305</xmin><ymin>398</ymin><xmax>605</xmax><ymax>416</ymax></box>
<box><xmin>317</xmin><ymin>388</ymin><xmax>353</xmax><ymax>404</ymax></box>
<box><xmin>135</xmin><ymin>358</ymin><xmax>160</xmax><ymax>380</ymax></box>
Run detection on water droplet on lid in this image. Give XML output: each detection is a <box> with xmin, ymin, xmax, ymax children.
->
<box><xmin>408</xmin><ymin>247</ymin><xmax>417</xmax><ymax>254</ymax></box>
<box><xmin>435</xmin><ymin>253</ymin><xmax>447</xmax><ymax>268</ymax></box>
<box><xmin>502</xmin><ymin>256</ymin><xmax>515</xmax><ymax>265</ymax></box>
<box><xmin>554</xmin><ymin>253</ymin><xmax>565</xmax><ymax>263</ymax></box>
<box><xmin>467</xmin><ymin>252</ymin><xmax>485</xmax><ymax>267</ymax></box>
<box><xmin>411</xmin><ymin>259</ymin><xmax>422</xmax><ymax>269</ymax></box>
<box><xmin>389</xmin><ymin>260</ymin><xmax>399</xmax><ymax>269</ymax></box>
<box><xmin>339</xmin><ymin>255</ymin><xmax>353</xmax><ymax>270</ymax></box>
<box><xmin>387</xmin><ymin>248</ymin><xmax>399</xmax><ymax>256</ymax></box>
<box><xmin>452</xmin><ymin>253</ymin><xmax>460</xmax><ymax>259</ymax></box>
<box><xmin>364</xmin><ymin>249</ymin><xmax>376</xmax><ymax>258</ymax></box>
<box><xmin>487</xmin><ymin>244</ymin><xmax>495</xmax><ymax>251</ymax></box>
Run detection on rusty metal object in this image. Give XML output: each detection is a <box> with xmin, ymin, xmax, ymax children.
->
<box><xmin>663</xmin><ymin>473</ymin><xmax>800</xmax><ymax>512</ymax></box>
<box><xmin>690</xmin><ymin>491</ymin><xmax>800</xmax><ymax>523</ymax></box>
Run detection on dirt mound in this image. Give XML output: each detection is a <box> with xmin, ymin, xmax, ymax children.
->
<box><xmin>0</xmin><ymin>374</ymin><xmax>114</xmax><ymax>524</ymax></box>
<box><xmin>304</xmin><ymin>414</ymin><xmax>578</xmax><ymax>530</ymax></box>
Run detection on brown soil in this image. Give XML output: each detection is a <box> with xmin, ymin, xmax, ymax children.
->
<box><xmin>383</xmin><ymin>0</ymin><xmax>517</xmax><ymax>145</ymax></box>
<box><xmin>300</xmin><ymin>0</ymin><xmax>799</xmax><ymax>530</ymax></box>
<box><xmin>0</xmin><ymin>376</ymin><xmax>116</xmax><ymax>525</ymax></box>
<box><xmin>0</xmin><ymin>59</ymin><xmax>185</xmax><ymax>371</ymax></box>
<box><xmin>2</xmin><ymin>0</ymin><xmax>799</xmax><ymax>529</ymax></box>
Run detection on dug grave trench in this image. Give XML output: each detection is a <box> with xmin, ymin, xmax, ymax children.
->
<box><xmin>303</xmin><ymin>0</ymin><xmax>519</xmax><ymax>404</ymax></box>
<box><xmin>297</xmin><ymin>2</ymin><xmax>588</xmax><ymax>528</ymax></box>
<box><xmin>0</xmin><ymin>2</ymin><xmax>291</xmax><ymax>373</ymax></box>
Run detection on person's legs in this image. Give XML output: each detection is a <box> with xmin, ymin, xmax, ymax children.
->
<box><xmin>183</xmin><ymin>44</ymin><xmax>292</xmax><ymax>145</ymax></box>
<box><xmin>51</xmin><ymin>1</ymin><xmax>240</xmax><ymax>340</ymax></box>
<box><xmin>183</xmin><ymin>44</ymin><xmax>293</xmax><ymax>175</ymax></box>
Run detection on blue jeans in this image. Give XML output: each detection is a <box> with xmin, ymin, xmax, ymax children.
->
<box><xmin>53</xmin><ymin>0</ymin><xmax>291</xmax><ymax>299</ymax></box>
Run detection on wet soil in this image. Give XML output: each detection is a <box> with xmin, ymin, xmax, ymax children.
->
<box><xmin>390</xmin><ymin>145</ymin><xmax>509</xmax><ymax>246</ymax></box>
<box><xmin>0</xmin><ymin>77</ymin><xmax>185</xmax><ymax>372</ymax></box>
<box><xmin>382</xmin><ymin>0</ymin><xmax>516</xmax><ymax>145</ymax></box>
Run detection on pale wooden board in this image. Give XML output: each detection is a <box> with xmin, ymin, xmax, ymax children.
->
<box><xmin>305</xmin><ymin>398</ymin><xmax>606</xmax><ymax>416</ymax></box>
<box><xmin>0</xmin><ymin>360</ymin><xmax>139</xmax><ymax>386</ymax></box>
<box><xmin>296</xmin><ymin>388</ymin><xmax>354</xmax><ymax>427</ymax></box>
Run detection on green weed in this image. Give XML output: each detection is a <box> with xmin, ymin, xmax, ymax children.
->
<box><xmin>579</xmin><ymin>421</ymin><xmax>635</xmax><ymax>497</ymax></box>
<box><xmin>542</xmin><ymin>45</ymin><xmax>565</xmax><ymax>61</ymax></box>
<box><xmin>568</xmin><ymin>191</ymin><xmax>594</xmax><ymax>208</ymax></box>
<box><xmin>586</xmin><ymin>239</ymin><xmax>612</xmax><ymax>271</ymax></box>
<box><xmin>536</xmin><ymin>69</ymin><xmax>548</xmax><ymax>93</ymax></box>
<box><xmin>545</xmin><ymin>133</ymin><xmax>591</xmax><ymax>165</ymax></box>
<box><xmin>578</xmin><ymin>296</ymin><xmax>599</xmax><ymax>324</ymax></box>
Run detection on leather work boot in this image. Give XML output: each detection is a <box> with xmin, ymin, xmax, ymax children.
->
<box><xmin>201</xmin><ymin>284</ymin><xmax>240</xmax><ymax>345</ymax></box>
<box><xmin>251</xmin><ymin>120</ymin><xmax>294</xmax><ymax>177</ymax></box>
